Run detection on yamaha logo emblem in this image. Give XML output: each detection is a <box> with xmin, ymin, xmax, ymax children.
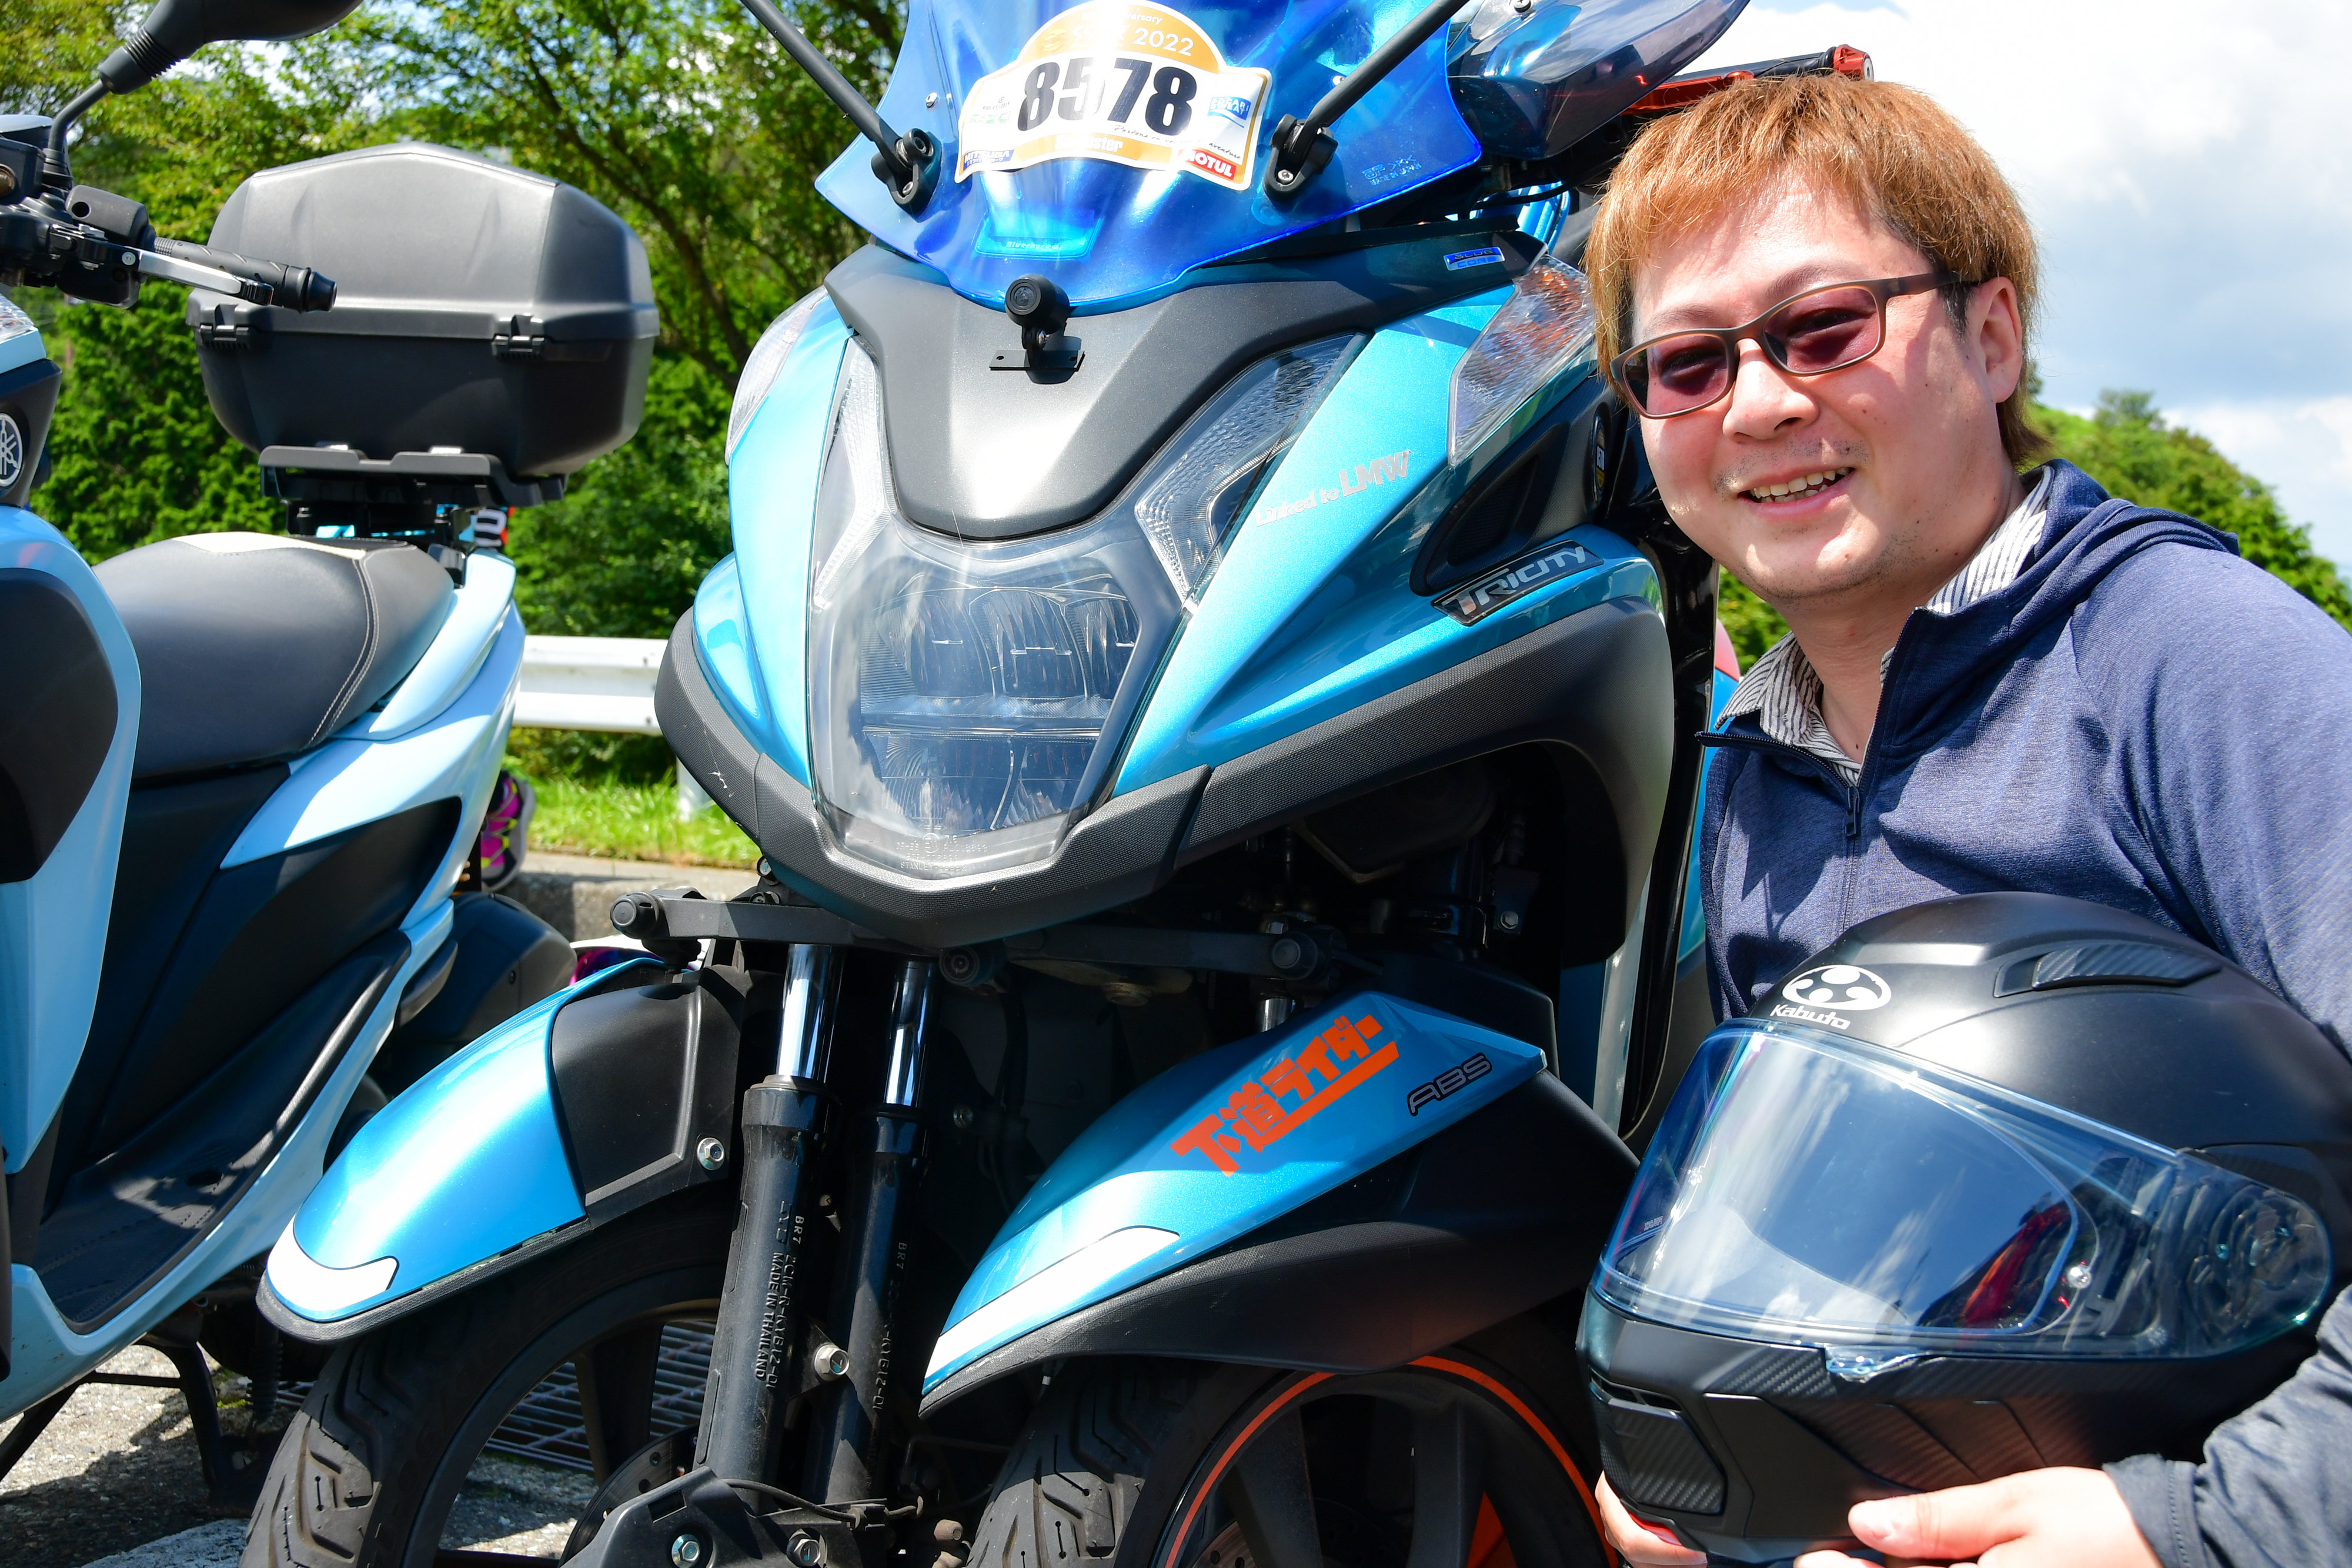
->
<box><xmin>1782</xmin><ymin>964</ymin><xmax>1892</xmax><ymax>1011</ymax></box>
<box><xmin>0</xmin><ymin>414</ymin><xmax>21</xmax><ymax>492</ymax></box>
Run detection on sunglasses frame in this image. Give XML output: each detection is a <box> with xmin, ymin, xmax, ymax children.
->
<box><xmin>1611</xmin><ymin>270</ymin><xmax>1961</xmax><ymax>419</ymax></box>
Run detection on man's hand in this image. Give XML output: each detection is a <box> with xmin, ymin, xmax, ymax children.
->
<box><xmin>1793</xmin><ymin>1469</ymin><xmax>2162</xmax><ymax>1567</ymax></box>
<box><xmin>1596</xmin><ymin>1476</ymin><xmax>1707</xmax><ymax>1566</ymax></box>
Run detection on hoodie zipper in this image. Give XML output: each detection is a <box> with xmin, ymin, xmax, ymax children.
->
<box><xmin>1698</xmin><ymin>724</ymin><xmax>1879</xmax><ymax>934</ymax></box>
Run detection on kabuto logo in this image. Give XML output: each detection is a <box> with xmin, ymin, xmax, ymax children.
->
<box><xmin>1406</xmin><ymin>1052</ymin><xmax>1492</xmax><ymax>1115</ymax></box>
<box><xmin>1779</xmin><ymin>964</ymin><xmax>1892</xmax><ymax>1011</ymax></box>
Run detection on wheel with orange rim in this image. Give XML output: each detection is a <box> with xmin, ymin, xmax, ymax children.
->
<box><xmin>965</xmin><ymin>1350</ymin><xmax>1610</xmax><ymax>1568</ymax></box>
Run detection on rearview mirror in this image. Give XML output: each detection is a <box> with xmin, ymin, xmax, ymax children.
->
<box><xmin>98</xmin><ymin>0</ymin><xmax>363</xmax><ymax>93</ymax></box>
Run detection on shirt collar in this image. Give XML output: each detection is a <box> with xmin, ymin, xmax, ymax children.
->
<box><xmin>1717</xmin><ymin>467</ymin><xmax>2054</xmax><ymax>784</ymax></box>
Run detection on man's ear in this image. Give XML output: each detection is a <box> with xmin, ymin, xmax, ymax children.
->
<box><xmin>1966</xmin><ymin>277</ymin><xmax>2027</xmax><ymax>404</ymax></box>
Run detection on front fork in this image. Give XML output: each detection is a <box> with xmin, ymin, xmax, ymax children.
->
<box><xmin>697</xmin><ymin>949</ymin><xmax>933</xmax><ymax>1502</ymax></box>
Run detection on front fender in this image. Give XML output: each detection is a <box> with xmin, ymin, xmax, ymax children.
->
<box><xmin>920</xmin><ymin>992</ymin><xmax>1629</xmax><ymax>1409</ymax></box>
<box><xmin>260</xmin><ymin>961</ymin><xmax>742</xmax><ymax>1341</ymax></box>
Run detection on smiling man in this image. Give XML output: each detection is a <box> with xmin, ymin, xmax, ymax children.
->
<box><xmin>1576</xmin><ymin>74</ymin><xmax>2352</xmax><ymax>1568</ymax></box>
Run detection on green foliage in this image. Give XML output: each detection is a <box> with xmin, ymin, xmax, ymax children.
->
<box><xmin>506</xmin><ymin>352</ymin><xmax>733</xmax><ymax>637</ymax></box>
<box><xmin>525</xmin><ymin>775</ymin><xmax>760</xmax><ymax>867</ymax></box>
<box><xmin>1716</xmin><ymin>570</ymin><xmax>1788</xmax><ymax>673</ymax></box>
<box><xmin>505</xmin><ymin>728</ymin><xmax>677</xmax><ymax>787</ymax></box>
<box><xmin>29</xmin><ymin>285</ymin><xmax>282</xmax><ymax>556</ymax></box>
<box><xmin>2037</xmin><ymin>392</ymin><xmax>2352</xmax><ymax>631</ymax></box>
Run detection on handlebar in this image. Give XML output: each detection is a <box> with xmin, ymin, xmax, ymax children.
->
<box><xmin>152</xmin><ymin>236</ymin><xmax>335</xmax><ymax>312</ymax></box>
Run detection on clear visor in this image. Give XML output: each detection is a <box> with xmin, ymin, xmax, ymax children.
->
<box><xmin>1595</xmin><ymin>1022</ymin><xmax>2333</xmax><ymax>1376</ymax></box>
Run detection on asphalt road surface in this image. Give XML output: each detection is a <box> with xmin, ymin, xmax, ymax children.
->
<box><xmin>1</xmin><ymin>1345</ymin><xmax>594</xmax><ymax>1566</ymax></box>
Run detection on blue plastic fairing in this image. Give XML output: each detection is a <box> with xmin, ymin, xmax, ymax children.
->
<box><xmin>1114</xmin><ymin>302</ymin><xmax>1645</xmax><ymax>792</ymax></box>
<box><xmin>0</xmin><ymin>506</ymin><xmax>139</xmax><ymax>1172</ymax></box>
<box><xmin>821</xmin><ymin>1</ymin><xmax>1483</xmax><ymax>312</ymax></box>
<box><xmin>223</xmin><ymin>601</ymin><xmax>522</xmax><ymax>932</ymax></box>
<box><xmin>711</xmin><ymin>301</ymin><xmax>854</xmax><ymax>787</ymax></box>
<box><xmin>266</xmin><ymin>965</ymin><xmax>664</xmax><ymax>1324</ymax></box>
<box><xmin>923</xmin><ymin>992</ymin><xmax>1543</xmax><ymax>1390</ymax></box>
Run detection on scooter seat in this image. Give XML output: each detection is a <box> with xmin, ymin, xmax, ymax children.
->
<box><xmin>94</xmin><ymin>532</ymin><xmax>456</xmax><ymax>780</ymax></box>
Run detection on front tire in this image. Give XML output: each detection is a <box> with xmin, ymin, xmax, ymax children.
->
<box><xmin>969</xmin><ymin>1350</ymin><xmax>1608</xmax><ymax>1568</ymax></box>
<box><xmin>241</xmin><ymin>1194</ymin><xmax>733</xmax><ymax>1568</ymax></box>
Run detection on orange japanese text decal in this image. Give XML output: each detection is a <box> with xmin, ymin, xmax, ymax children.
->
<box><xmin>1168</xmin><ymin>1014</ymin><xmax>1397</xmax><ymax>1175</ymax></box>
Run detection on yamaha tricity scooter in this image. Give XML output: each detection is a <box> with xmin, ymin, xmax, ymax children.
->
<box><xmin>0</xmin><ymin>0</ymin><xmax>652</xmax><ymax>1500</ymax></box>
<box><xmin>250</xmin><ymin>4</ymin><xmax>1854</xmax><ymax>1564</ymax></box>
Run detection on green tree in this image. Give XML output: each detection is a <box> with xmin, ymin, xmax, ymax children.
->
<box><xmin>2040</xmin><ymin>391</ymin><xmax>2352</xmax><ymax>630</ymax></box>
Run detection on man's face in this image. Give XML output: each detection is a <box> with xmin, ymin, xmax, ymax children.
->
<box><xmin>1629</xmin><ymin>179</ymin><xmax>2024</xmax><ymax>615</ymax></box>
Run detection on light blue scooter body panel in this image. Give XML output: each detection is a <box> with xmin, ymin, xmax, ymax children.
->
<box><xmin>0</xmin><ymin>503</ymin><xmax>140</xmax><ymax>1175</ymax></box>
<box><xmin>4</xmin><ymin>533</ymin><xmax>523</xmax><ymax>1412</ymax></box>
<box><xmin>265</xmin><ymin>967</ymin><xmax>645</xmax><ymax>1324</ymax></box>
<box><xmin>706</xmin><ymin>278</ymin><xmax>1654</xmax><ymax>817</ymax></box>
<box><xmin>704</xmin><ymin>300</ymin><xmax>853</xmax><ymax>788</ymax></box>
<box><xmin>921</xmin><ymin>993</ymin><xmax>1544</xmax><ymax>1392</ymax></box>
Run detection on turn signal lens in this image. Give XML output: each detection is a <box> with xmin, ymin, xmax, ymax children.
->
<box><xmin>1449</xmin><ymin>256</ymin><xmax>1597</xmax><ymax>463</ymax></box>
<box><xmin>726</xmin><ymin>287</ymin><xmax>827</xmax><ymax>462</ymax></box>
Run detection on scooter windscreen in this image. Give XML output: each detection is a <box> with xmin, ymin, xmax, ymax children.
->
<box><xmin>1593</xmin><ymin>1019</ymin><xmax>2333</xmax><ymax>1375</ymax></box>
<box><xmin>817</xmin><ymin>0</ymin><xmax>1743</xmax><ymax>310</ymax></box>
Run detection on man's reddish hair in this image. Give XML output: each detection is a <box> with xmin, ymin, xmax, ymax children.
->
<box><xmin>1585</xmin><ymin>74</ymin><xmax>2048</xmax><ymax>466</ymax></box>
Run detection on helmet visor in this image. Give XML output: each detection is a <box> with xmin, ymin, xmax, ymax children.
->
<box><xmin>1595</xmin><ymin>1022</ymin><xmax>2332</xmax><ymax>1370</ymax></box>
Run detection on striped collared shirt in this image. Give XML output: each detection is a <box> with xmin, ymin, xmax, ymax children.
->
<box><xmin>1718</xmin><ymin>469</ymin><xmax>2053</xmax><ymax>784</ymax></box>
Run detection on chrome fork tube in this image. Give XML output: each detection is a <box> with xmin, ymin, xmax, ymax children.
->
<box><xmin>813</xmin><ymin>958</ymin><xmax>933</xmax><ymax>1502</ymax></box>
<box><xmin>697</xmin><ymin>945</ymin><xmax>837</xmax><ymax>1482</ymax></box>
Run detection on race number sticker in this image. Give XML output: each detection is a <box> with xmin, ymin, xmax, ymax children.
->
<box><xmin>956</xmin><ymin>2</ymin><xmax>1272</xmax><ymax>190</ymax></box>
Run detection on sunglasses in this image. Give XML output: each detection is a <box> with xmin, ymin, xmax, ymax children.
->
<box><xmin>1611</xmin><ymin>272</ymin><xmax>1959</xmax><ymax>419</ymax></box>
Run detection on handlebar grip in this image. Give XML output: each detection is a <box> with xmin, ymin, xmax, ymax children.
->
<box><xmin>152</xmin><ymin>236</ymin><xmax>336</xmax><ymax>312</ymax></box>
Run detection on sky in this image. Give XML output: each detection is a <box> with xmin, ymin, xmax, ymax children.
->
<box><xmin>1682</xmin><ymin>0</ymin><xmax>2352</xmax><ymax>566</ymax></box>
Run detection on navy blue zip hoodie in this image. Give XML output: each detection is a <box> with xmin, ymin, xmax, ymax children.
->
<box><xmin>1698</xmin><ymin>459</ymin><xmax>2352</xmax><ymax>1565</ymax></box>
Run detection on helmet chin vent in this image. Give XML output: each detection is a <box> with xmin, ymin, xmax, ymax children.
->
<box><xmin>1995</xmin><ymin>941</ymin><xmax>2221</xmax><ymax>997</ymax></box>
<box><xmin>1589</xmin><ymin>1377</ymin><xmax>1727</xmax><ymax>1516</ymax></box>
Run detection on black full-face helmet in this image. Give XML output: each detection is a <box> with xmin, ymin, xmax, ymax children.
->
<box><xmin>1580</xmin><ymin>894</ymin><xmax>2352</xmax><ymax>1563</ymax></box>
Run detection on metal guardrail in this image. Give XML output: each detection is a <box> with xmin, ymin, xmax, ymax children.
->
<box><xmin>516</xmin><ymin>634</ymin><xmax>667</xmax><ymax>735</ymax></box>
<box><xmin>515</xmin><ymin>634</ymin><xmax>714</xmax><ymax>816</ymax></box>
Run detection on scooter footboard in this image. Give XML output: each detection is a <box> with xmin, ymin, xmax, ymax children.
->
<box><xmin>920</xmin><ymin>995</ymin><xmax>1638</xmax><ymax>1412</ymax></box>
<box><xmin>259</xmin><ymin>961</ymin><xmax>743</xmax><ymax>1341</ymax></box>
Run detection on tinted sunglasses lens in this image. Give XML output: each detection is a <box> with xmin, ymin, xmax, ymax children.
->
<box><xmin>1768</xmin><ymin>286</ymin><xmax>1885</xmax><ymax>374</ymax></box>
<box><xmin>1633</xmin><ymin>335</ymin><xmax>1733</xmax><ymax>417</ymax></box>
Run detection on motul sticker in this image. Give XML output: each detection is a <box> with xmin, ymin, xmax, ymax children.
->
<box><xmin>956</xmin><ymin>2</ymin><xmax>1272</xmax><ymax>190</ymax></box>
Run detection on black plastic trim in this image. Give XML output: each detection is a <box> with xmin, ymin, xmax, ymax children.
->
<box><xmin>36</xmin><ymin>935</ymin><xmax>403</xmax><ymax>1332</ymax></box>
<box><xmin>828</xmin><ymin>231</ymin><xmax>1544</xmax><ymax>538</ymax></box>
<box><xmin>920</xmin><ymin>1073</ymin><xmax>1635</xmax><ymax>1413</ymax></box>
<box><xmin>659</xmin><ymin>612</ymin><xmax>1211</xmax><ymax>948</ymax></box>
<box><xmin>0</xmin><ymin>357</ymin><xmax>62</xmax><ymax>510</ymax></box>
<box><xmin>0</xmin><ymin>568</ymin><xmax>119</xmax><ymax>884</ymax></box>
<box><xmin>547</xmin><ymin>970</ymin><xmax>743</xmax><ymax>1219</ymax></box>
<box><xmin>1182</xmin><ymin>596</ymin><xmax>1672</xmax><ymax>900</ymax></box>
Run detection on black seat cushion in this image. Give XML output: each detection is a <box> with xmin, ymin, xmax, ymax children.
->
<box><xmin>95</xmin><ymin>533</ymin><xmax>456</xmax><ymax>779</ymax></box>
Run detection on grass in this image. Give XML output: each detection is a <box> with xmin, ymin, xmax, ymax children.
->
<box><xmin>524</xmin><ymin>775</ymin><xmax>760</xmax><ymax>868</ymax></box>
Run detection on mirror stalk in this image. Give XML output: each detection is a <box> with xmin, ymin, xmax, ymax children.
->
<box><xmin>41</xmin><ymin>81</ymin><xmax>111</xmax><ymax>189</ymax></box>
<box><xmin>1264</xmin><ymin>0</ymin><xmax>1465</xmax><ymax>199</ymax></box>
<box><xmin>736</xmin><ymin>0</ymin><xmax>936</xmax><ymax>211</ymax></box>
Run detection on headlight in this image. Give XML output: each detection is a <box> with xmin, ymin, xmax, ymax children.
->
<box><xmin>806</xmin><ymin>333</ymin><xmax>1355</xmax><ymax>880</ymax></box>
<box><xmin>1449</xmin><ymin>255</ymin><xmax>1596</xmax><ymax>463</ymax></box>
<box><xmin>726</xmin><ymin>287</ymin><xmax>827</xmax><ymax>463</ymax></box>
<box><xmin>0</xmin><ymin>295</ymin><xmax>36</xmax><ymax>346</ymax></box>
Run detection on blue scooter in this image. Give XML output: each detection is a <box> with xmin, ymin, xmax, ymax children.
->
<box><xmin>250</xmin><ymin>4</ymin><xmax>1842</xmax><ymax>1564</ymax></box>
<box><xmin>0</xmin><ymin>0</ymin><xmax>648</xmax><ymax>1503</ymax></box>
